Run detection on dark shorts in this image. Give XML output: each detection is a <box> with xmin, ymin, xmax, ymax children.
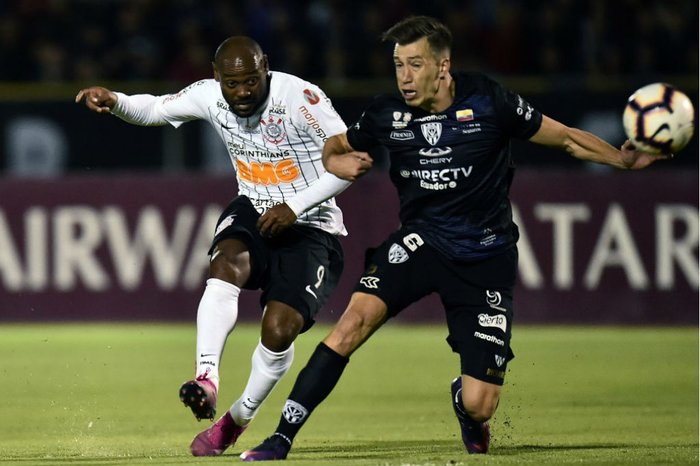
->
<box><xmin>353</xmin><ymin>227</ymin><xmax>517</xmax><ymax>385</ymax></box>
<box><xmin>210</xmin><ymin>196</ymin><xmax>344</xmax><ymax>332</ymax></box>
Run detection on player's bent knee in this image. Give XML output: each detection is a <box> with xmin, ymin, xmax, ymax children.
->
<box><xmin>261</xmin><ymin>303</ymin><xmax>304</xmax><ymax>351</ymax></box>
<box><xmin>209</xmin><ymin>241</ymin><xmax>251</xmax><ymax>286</ymax></box>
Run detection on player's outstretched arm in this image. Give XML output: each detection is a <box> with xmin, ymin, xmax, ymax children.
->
<box><xmin>75</xmin><ymin>86</ymin><xmax>118</xmax><ymax>114</ymax></box>
<box><xmin>530</xmin><ymin>115</ymin><xmax>673</xmax><ymax>169</ymax></box>
<box><xmin>322</xmin><ymin>133</ymin><xmax>373</xmax><ymax>181</ymax></box>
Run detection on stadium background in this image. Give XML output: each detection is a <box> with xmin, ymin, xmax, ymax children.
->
<box><xmin>0</xmin><ymin>0</ymin><xmax>697</xmax><ymax>325</ymax></box>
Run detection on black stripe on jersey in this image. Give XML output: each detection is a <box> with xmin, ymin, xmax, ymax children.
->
<box><xmin>287</xmin><ymin>122</ymin><xmax>315</xmax><ymax>188</ymax></box>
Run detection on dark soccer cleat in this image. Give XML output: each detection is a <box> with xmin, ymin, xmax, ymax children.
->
<box><xmin>179</xmin><ymin>375</ymin><xmax>218</xmax><ymax>421</ymax></box>
<box><xmin>190</xmin><ymin>411</ymin><xmax>247</xmax><ymax>456</ymax></box>
<box><xmin>239</xmin><ymin>433</ymin><xmax>292</xmax><ymax>461</ymax></box>
<box><xmin>451</xmin><ymin>376</ymin><xmax>490</xmax><ymax>454</ymax></box>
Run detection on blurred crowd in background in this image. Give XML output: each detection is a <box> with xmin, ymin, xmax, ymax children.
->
<box><xmin>1</xmin><ymin>0</ymin><xmax>697</xmax><ymax>84</ymax></box>
<box><xmin>0</xmin><ymin>0</ymin><xmax>697</xmax><ymax>174</ymax></box>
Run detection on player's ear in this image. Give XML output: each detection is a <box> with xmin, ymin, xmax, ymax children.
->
<box><xmin>439</xmin><ymin>57</ymin><xmax>450</xmax><ymax>77</ymax></box>
<box><xmin>212</xmin><ymin>62</ymin><xmax>220</xmax><ymax>81</ymax></box>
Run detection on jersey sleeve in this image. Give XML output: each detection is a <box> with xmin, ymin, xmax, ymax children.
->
<box><xmin>490</xmin><ymin>79</ymin><xmax>543</xmax><ymax>139</ymax></box>
<box><xmin>293</xmin><ymin>84</ymin><xmax>347</xmax><ymax>145</ymax></box>
<box><xmin>345</xmin><ymin>97</ymin><xmax>383</xmax><ymax>152</ymax></box>
<box><xmin>113</xmin><ymin>80</ymin><xmax>212</xmax><ymax>128</ymax></box>
<box><xmin>155</xmin><ymin>80</ymin><xmax>213</xmax><ymax>128</ymax></box>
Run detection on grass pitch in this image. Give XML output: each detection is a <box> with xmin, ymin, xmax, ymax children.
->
<box><xmin>0</xmin><ymin>323</ymin><xmax>697</xmax><ymax>465</ymax></box>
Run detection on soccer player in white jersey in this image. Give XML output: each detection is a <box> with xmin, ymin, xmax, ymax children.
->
<box><xmin>76</xmin><ymin>36</ymin><xmax>351</xmax><ymax>457</ymax></box>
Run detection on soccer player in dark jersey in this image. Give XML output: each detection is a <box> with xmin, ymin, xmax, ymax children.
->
<box><xmin>240</xmin><ymin>16</ymin><xmax>672</xmax><ymax>461</ymax></box>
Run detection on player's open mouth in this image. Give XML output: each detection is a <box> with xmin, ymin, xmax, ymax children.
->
<box><xmin>402</xmin><ymin>89</ymin><xmax>417</xmax><ymax>100</ymax></box>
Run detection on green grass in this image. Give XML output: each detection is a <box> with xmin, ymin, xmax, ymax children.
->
<box><xmin>0</xmin><ymin>323</ymin><xmax>697</xmax><ymax>465</ymax></box>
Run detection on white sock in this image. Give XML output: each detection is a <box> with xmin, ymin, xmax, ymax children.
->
<box><xmin>230</xmin><ymin>341</ymin><xmax>295</xmax><ymax>426</ymax></box>
<box><xmin>195</xmin><ymin>278</ymin><xmax>240</xmax><ymax>389</ymax></box>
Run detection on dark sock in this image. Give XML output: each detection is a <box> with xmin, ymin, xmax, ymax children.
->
<box><xmin>274</xmin><ymin>342</ymin><xmax>349</xmax><ymax>443</ymax></box>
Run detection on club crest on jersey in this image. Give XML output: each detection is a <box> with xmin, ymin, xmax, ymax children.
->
<box><xmin>260</xmin><ymin>116</ymin><xmax>286</xmax><ymax>144</ymax></box>
<box><xmin>303</xmin><ymin>89</ymin><xmax>320</xmax><ymax>105</ymax></box>
<box><xmin>388</xmin><ymin>243</ymin><xmax>409</xmax><ymax>264</ymax></box>
<box><xmin>421</xmin><ymin>122</ymin><xmax>442</xmax><ymax>145</ymax></box>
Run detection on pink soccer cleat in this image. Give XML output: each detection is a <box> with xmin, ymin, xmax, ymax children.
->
<box><xmin>190</xmin><ymin>411</ymin><xmax>247</xmax><ymax>456</ymax></box>
<box><xmin>179</xmin><ymin>374</ymin><xmax>218</xmax><ymax>421</ymax></box>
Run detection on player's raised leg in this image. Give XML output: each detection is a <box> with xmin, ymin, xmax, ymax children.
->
<box><xmin>180</xmin><ymin>238</ymin><xmax>251</xmax><ymax>421</ymax></box>
<box><xmin>191</xmin><ymin>227</ymin><xmax>342</xmax><ymax>457</ymax></box>
<box><xmin>191</xmin><ymin>302</ymin><xmax>301</xmax><ymax>456</ymax></box>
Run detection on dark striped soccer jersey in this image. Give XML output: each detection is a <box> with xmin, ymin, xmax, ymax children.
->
<box><xmin>346</xmin><ymin>72</ymin><xmax>543</xmax><ymax>262</ymax></box>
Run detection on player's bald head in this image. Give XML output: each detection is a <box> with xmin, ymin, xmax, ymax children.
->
<box><xmin>214</xmin><ymin>36</ymin><xmax>266</xmax><ymax>71</ymax></box>
<box><xmin>212</xmin><ymin>36</ymin><xmax>270</xmax><ymax>117</ymax></box>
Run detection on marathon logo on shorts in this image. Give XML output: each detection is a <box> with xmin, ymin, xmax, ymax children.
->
<box><xmin>282</xmin><ymin>400</ymin><xmax>308</xmax><ymax>424</ymax></box>
<box><xmin>478</xmin><ymin>313</ymin><xmax>507</xmax><ymax>332</ymax></box>
<box><xmin>473</xmin><ymin>331</ymin><xmax>505</xmax><ymax>347</ymax></box>
<box><xmin>388</xmin><ymin>243</ymin><xmax>409</xmax><ymax>264</ymax></box>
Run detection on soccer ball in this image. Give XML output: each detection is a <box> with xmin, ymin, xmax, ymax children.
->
<box><xmin>622</xmin><ymin>82</ymin><xmax>695</xmax><ymax>154</ymax></box>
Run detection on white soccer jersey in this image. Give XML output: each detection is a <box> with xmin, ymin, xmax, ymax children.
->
<box><xmin>112</xmin><ymin>71</ymin><xmax>348</xmax><ymax>235</ymax></box>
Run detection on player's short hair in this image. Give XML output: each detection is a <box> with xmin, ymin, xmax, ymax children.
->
<box><xmin>381</xmin><ymin>16</ymin><xmax>452</xmax><ymax>57</ymax></box>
